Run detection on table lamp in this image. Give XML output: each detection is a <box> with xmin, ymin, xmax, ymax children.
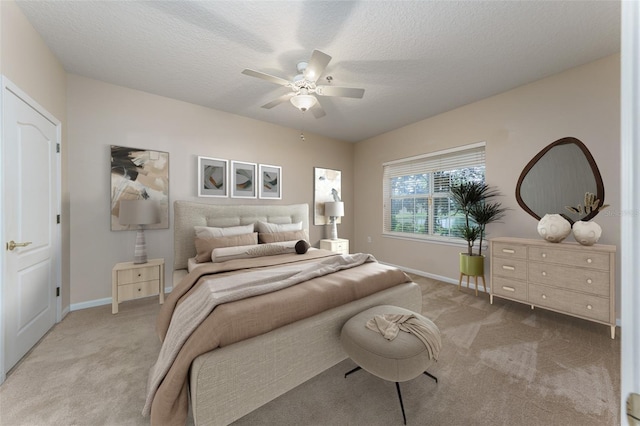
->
<box><xmin>325</xmin><ymin>201</ymin><xmax>344</xmax><ymax>240</ymax></box>
<box><xmin>119</xmin><ymin>199</ymin><xmax>160</xmax><ymax>264</ymax></box>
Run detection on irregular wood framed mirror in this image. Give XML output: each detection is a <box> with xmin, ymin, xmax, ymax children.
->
<box><xmin>515</xmin><ymin>137</ymin><xmax>605</xmax><ymax>224</ymax></box>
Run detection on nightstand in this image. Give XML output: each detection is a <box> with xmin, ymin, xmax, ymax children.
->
<box><xmin>112</xmin><ymin>258</ymin><xmax>165</xmax><ymax>314</ymax></box>
<box><xmin>320</xmin><ymin>238</ymin><xmax>349</xmax><ymax>255</ymax></box>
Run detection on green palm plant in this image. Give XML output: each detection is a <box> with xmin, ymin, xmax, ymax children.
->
<box><xmin>451</xmin><ymin>182</ymin><xmax>506</xmax><ymax>256</ymax></box>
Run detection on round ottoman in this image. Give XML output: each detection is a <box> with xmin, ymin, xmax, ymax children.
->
<box><xmin>340</xmin><ymin>305</ymin><xmax>440</xmax><ymax>424</ymax></box>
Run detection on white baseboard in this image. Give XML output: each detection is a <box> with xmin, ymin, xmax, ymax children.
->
<box><xmin>70</xmin><ymin>286</ymin><xmax>173</xmax><ymax>312</ymax></box>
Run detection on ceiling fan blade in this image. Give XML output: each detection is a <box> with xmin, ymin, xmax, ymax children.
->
<box><xmin>304</xmin><ymin>50</ymin><xmax>331</xmax><ymax>82</ymax></box>
<box><xmin>316</xmin><ymin>86</ymin><xmax>365</xmax><ymax>99</ymax></box>
<box><xmin>261</xmin><ymin>93</ymin><xmax>295</xmax><ymax>109</ymax></box>
<box><xmin>242</xmin><ymin>69</ymin><xmax>290</xmax><ymax>86</ymax></box>
<box><xmin>310</xmin><ymin>101</ymin><xmax>326</xmax><ymax>119</ymax></box>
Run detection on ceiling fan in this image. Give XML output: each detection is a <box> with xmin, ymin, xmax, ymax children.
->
<box><xmin>241</xmin><ymin>50</ymin><xmax>365</xmax><ymax>118</ymax></box>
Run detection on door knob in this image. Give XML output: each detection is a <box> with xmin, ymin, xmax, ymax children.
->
<box><xmin>6</xmin><ymin>240</ymin><xmax>32</xmax><ymax>251</ymax></box>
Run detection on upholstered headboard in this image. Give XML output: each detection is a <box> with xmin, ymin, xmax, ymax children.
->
<box><xmin>173</xmin><ymin>201</ymin><xmax>309</xmax><ymax>270</ymax></box>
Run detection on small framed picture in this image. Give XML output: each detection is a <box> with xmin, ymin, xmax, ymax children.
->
<box><xmin>231</xmin><ymin>161</ymin><xmax>257</xmax><ymax>198</ymax></box>
<box><xmin>198</xmin><ymin>156</ymin><xmax>228</xmax><ymax>197</ymax></box>
<box><xmin>259</xmin><ymin>164</ymin><xmax>282</xmax><ymax>199</ymax></box>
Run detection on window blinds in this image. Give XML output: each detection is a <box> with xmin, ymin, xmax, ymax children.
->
<box><xmin>382</xmin><ymin>142</ymin><xmax>486</xmax><ymax>233</ymax></box>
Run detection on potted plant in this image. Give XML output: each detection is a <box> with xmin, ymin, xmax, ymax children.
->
<box><xmin>451</xmin><ymin>181</ymin><xmax>507</xmax><ymax>277</ymax></box>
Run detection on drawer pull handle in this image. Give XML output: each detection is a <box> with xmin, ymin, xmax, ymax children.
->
<box><xmin>502</xmin><ymin>265</ymin><xmax>515</xmax><ymax>271</ymax></box>
<box><xmin>138</xmin><ymin>273</ymin><xmax>142</xmax><ymax>277</ymax></box>
<box><xmin>587</xmin><ymin>278</ymin><xmax>593</xmax><ymax>284</ymax></box>
<box><xmin>542</xmin><ymin>271</ymin><xmax>547</xmax><ymax>277</ymax></box>
<box><xmin>541</xmin><ymin>253</ymin><xmax>547</xmax><ymax>258</ymax></box>
<box><xmin>501</xmin><ymin>286</ymin><xmax>515</xmax><ymax>292</ymax></box>
<box><xmin>502</xmin><ymin>249</ymin><xmax>515</xmax><ymax>254</ymax></box>
<box><xmin>587</xmin><ymin>304</ymin><xmax>593</xmax><ymax>310</ymax></box>
<box><xmin>137</xmin><ymin>288</ymin><xmax>141</xmax><ymax>292</ymax></box>
<box><xmin>542</xmin><ymin>294</ymin><xmax>547</xmax><ymax>300</ymax></box>
<box><xmin>587</xmin><ymin>258</ymin><xmax>593</xmax><ymax>264</ymax></box>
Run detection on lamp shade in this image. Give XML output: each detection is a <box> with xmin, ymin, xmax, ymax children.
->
<box><xmin>119</xmin><ymin>199</ymin><xmax>160</xmax><ymax>226</ymax></box>
<box><xmin>325</xmin><ymin>201</ymin><xmax>344</xmax><ymax>218</ymax></box>
<box><xmin>290</xmin><ymin>93</ymin><xmax>318</xmax><ymax>112</ymax></box>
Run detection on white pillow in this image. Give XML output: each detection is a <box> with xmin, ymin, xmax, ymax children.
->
<box><xmin>256</xmin><ymin>220</ymin><xmax>302</xmax><ymax>233</ymax></box>
<box><xmin>211</xmin><ymin>244</ymin><xmax>257</xmax><ymax>263</ymax></box>
<box><xmin>211</xmin><ymin>242</ymin><xmax>297</xmax><ymax>263</ymax></box>
<box><xmin>194</xmin><ymin>223</ymin><xmax>254</xmax><ymax>239</ymax></box>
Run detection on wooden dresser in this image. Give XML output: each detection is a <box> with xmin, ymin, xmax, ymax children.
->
<box><xmin>490</xmin><ymin>237</ymin><xmax>616</xmax><ymax>338</ymax></box>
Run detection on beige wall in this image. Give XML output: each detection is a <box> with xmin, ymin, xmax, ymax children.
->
<box><xmin>354</xmin><ymin>55</ymin><xmax>620</xmax><ymax>313</ymax></box>
<box><xmin>0</xmin><ymin>0</ymin><xmax>70</xmax><ymax>311</ymax></box>
<box><xmin>67</xmin><ymin>75</ymin><xmax>354</xmax><ymax>305</ymax></box>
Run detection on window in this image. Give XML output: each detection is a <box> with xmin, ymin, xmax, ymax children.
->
<box><xmin>383</xmin><ymin>142</ymin><xmax>486</xmax><ymax>241</ymax></box>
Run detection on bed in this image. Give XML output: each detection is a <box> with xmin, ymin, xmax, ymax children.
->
<box><xmin>149</xmin><ymin>201</ymin><xmax>422</xmax><ymax>425</ymax></box>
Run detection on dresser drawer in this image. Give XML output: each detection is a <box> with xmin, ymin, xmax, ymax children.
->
<box><xmin>528</xmin><ymin>284</ymin><xmax>610</xmax><ymax>323</ymax></box>
<box><xmin>492</xmin><ymin>257</ymin><xmax>527</xmax><ymax>280</ymax></box>
<box><xmin>528</xmin><ymin>262</ymin><xmax>610</xmax><ymax>296</ymax></box>
<box><xmin>492</xmin><ymin>242</ymin><xmax>527</xmax><ymax>260</ymax></box>
<box><xmin>118</xmin><ymin>280</ymin><xmax>159</xmax><ymax>302</ymax></box>
<box><xmin>528</xmin><ymin>246</ymin><xmax>610</xmax><ymax>271</ymax></box>
<box><xmin>117</xmin><ymin>265</ymin><xmax>160</xmax><ymax>285</ymax></box>
<box><xmin>492</xmin><ymin>277</ymin><xmax>527</xmax><ymax>301</ymax></box>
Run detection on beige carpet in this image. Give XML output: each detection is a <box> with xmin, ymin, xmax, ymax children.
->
<box><xmin>0</xmin><ymin>275</ymin><xmax>619</xmax><ymax>425</ymax></box>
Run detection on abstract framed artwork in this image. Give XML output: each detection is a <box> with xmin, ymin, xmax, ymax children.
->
<box><xmin>259</xmin><ymin>164</ymin><xmax>282</xmax><ymax>199</ymax></box>
<box><xmin>198</xmin><ymin>156</ymin><xmax>228</xmax><ymax>197</ymax></box>
<box><xmin>313</xmin><ymin>167</ymin><xmax>342</xmax><ymax>225</ymax></box>
<box><xmin>110</xmin><ymin>145</ymin><xmax>169</xmax><ymax>231</ymax></box>
<box><xmin>231</xmin><ymin>161</ymin><xmax>257</xmax><ymax>199</ymax></box>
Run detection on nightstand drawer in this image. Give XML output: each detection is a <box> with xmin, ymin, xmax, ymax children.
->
<box><xmin>118</xmin><ymin>280</ymin><xmax>160</xmax><ymax>302</ymax></box>
<box><xmin>112</xmin><ymin>258</ymin><xmax>165</xmax><ymax>314</ymax></box>
<box><xmin>117</xmin><ymin>265</ymin><xmax>160</xmax><ymax>285</ymax></box>
<box><xmin>320</xmin><ymin>239</ymin><xmax>349</xmax><ymax>254</ymax></box>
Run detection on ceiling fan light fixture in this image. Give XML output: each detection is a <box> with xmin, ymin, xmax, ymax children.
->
<box><xmin>290</xmin><ymin>94</ymin><xmax>317</xmax><ymax>112</ymax></box>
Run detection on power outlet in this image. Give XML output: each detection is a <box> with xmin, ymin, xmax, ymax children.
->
<box><xmin>367</xmin><ymin>236</ymin><xmax>372</xmax><ymax>243</ymax></box>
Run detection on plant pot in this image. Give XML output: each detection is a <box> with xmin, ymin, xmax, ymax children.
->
<box><xmin>460</xmin><ymin>253</ymin><xmax>485</xmax><ymax>276</ymax></box>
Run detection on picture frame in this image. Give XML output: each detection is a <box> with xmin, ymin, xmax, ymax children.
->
<box><xmin>259</xmin><ymin>164</ymin><xmax>282</xmax><ymax>199</ymax></box>
<box><xmin>231</xmin><ymin>161</ymin><xmax>257</xmax><ymax>199</ymax></box>
<box><xmin>197</xmin><ymin>156</ymin><xmax>228</xmax><ymax>197</ymax></box>
<box><xmin>314</xmin><ymin>167</ymin><xmax>342</xmax><ymax>225</ymax></box>
<box><xmin>110</xmin><ymin>145</ymin><xmax>169</xmax><ymax>231</ymax></box>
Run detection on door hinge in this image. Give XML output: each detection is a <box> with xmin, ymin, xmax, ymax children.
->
<box><xmin>56</xmin><ymin>287</ymin><xmax>60</xmax><ymax>297</ymax></box>
<box><xmin>56</xmin><ymin>214</ymin><xmax>61</xmax><ymax>224</ymax></box>
<box><xmin>56</xmin><ymin>143</ymin><xmax>60</xmax><ymax>153</ymax></box>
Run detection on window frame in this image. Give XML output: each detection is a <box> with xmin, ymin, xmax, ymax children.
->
<box><xmin>382</xmin><ymin>142</ymin><xmax>486</xmax><ymax>245</ymax></box>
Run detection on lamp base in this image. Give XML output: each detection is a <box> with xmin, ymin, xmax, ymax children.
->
<box><xmin>133</xmin><ymin>228</ymin><xmax>148</xmax><ymax>264</ymax></box>
<box><xmin>329</xmin><ymin>221</ymin><xmax>338</xmax><ymax>240</ymax></box>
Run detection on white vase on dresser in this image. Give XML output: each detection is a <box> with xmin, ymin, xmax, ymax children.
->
<box><xmin>489</xmin><ymin>237</ymin><xmax>616</xmax><ymax>339</ymax></box>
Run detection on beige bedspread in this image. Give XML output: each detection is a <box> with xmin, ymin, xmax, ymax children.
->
<box><xmin>147</xmin><ymin>250</ymin><xmax>412</xmax><ymax>425</ymax></box>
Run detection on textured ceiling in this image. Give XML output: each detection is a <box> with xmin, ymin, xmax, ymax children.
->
<box><xmin>17</xmin><ymin>1</ymin><xmax>620</xmax><ymax>142</ymax></box>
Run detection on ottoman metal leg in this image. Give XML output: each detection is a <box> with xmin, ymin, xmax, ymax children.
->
<box><xmin>395</xmin><ymin>382</ymin><xmax>407</xmax><ymax>425</ymax></box>
<box><xmin>424</xmin><ymin>371</ymin><xmax>438</xmax><ymax>383</ymax></box>
<box><xmin>345</xmin><ymin>366</ymin><xmax>438</xmax><ymax>425</ymax></box>
<box><xmin>344</xmin><ymin>365</ymin><xmax>362</xmax><ymax>378</ymax></box>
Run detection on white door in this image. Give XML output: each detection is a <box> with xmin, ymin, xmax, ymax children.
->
<box><xmin>621</xmin><ymin>2</ymin><xmax>640</xmax><ymax>425</ymax></box>
<box><xmin>1</xmin><ymin>79</ymin><xmax>61</xmax><ymax>379</ymax></box>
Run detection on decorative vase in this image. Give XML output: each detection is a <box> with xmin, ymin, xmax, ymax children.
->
<box><xmin>537</xmin><ymin>214</ymin><xmax>571</xmax><ymax>243</ymax></box>
<box><xmin>459</xmin><ymin>253</ymin><xmax>485</xmax><ymax>276</ymax></box>
<box><xmin>572</xmin><ymin>220</ymin><xmax>602</xmax><ymax>246</ymax></box>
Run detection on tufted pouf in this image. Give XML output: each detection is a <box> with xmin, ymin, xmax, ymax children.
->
<box><xmin>340</xmin><ymin>305</ymin><xmax>440</xmax><ymax>425</ymax></box>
